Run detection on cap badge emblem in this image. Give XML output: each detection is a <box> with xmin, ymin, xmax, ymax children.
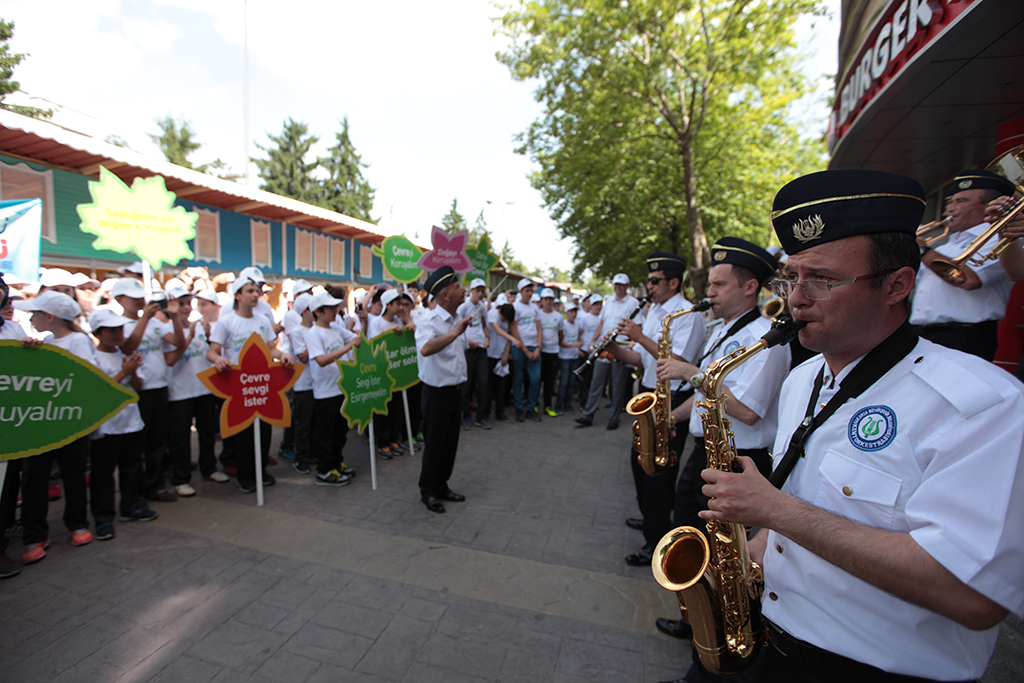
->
<box><xmin>793</xmin><ymin>214</ymin><xmax>825</xmax><ymax>243</ymax></box>
<box><xmin>958</xmin><ymin>180</ymin><xmax>972</xmax><ymax>190</ymax></box>
<box><xmin>713</xmin><ymin>251</ymin><xmax>726</xmax><ymax>262</ymax></box>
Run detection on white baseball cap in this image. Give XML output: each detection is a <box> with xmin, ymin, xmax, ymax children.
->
<box><xmin>14</xmin><ymin>290</ymin><xmax>82</xmax><ymax>321</ymax></box>
<box><xmin>517</xmin><ymin>278</ymin><xmax>535</xmax><ymax>291</ymax></box>
<box><xmin>2</xmin><ymin>272</ymin><xmax>28</xmax><ymax>287</ymax></box>
<box><xmin>231</xmin><ymin>275</ymin><xmax>260</xmax><ymax>295</ymax></box>
<box><xmin>117</xmin><ymin>261</ymin><xmax>145</xmax><ymax>276</ymax></box>
<box><xmin>530</xmin><ymin>293</ymin><xmax>540</xmax><ymax>303</ymax></box>
<box><xmin>308</xmin><ymin>291</ymin><xmax>344</xmax><ymax>312</ymax></box>
<box><xmin>111</xmin><ymin>278</ymin><xmax>146</xmax><ymax>299</ymax></box>
<box><xmin>89</xmin><ymin>308</ymin><xmax>133</xmax><ymax>330</ymax></box>
<box><xmin>238</xmin><ymin>266</ymin><xmax>266</xmax><ymax>284</ymax></box>
<box><xmin>589</xmin><ymin>293</ymin><xmax>603</xmax><ymax>304</ymax></box>
<box><xmin>40</xmin><ymin>268</ymin><xmax>78</xmax><ymax>288</ymax></box>
<box><xmin>71</xmin><ymin>272</ymin><xmax>101</xmax><ymax>289</ymax></box>
<box><xmin>293</xmin><ymin>292</ymin><xmax>314</xmax><ymax>315</ymax></box>
<box><xmin>539</xmin><ymin>288</ymin><xmax>555</xmax><ymax>298</ymax></box>
<box><xmin>469</xmin><ymin>278</ymin><xmax>486</xmax><ymax>290</ymax></box>
<box><xmin>612</xmin><ymin>273</ymin><xmax>630</xmax><ymax>285</ymax></box>
<box><xmin>292</xmin><ymin>278</ymin><xmax>313</xmax><ymax>296</ymax></box>
<box><xmin>195</xmin><ymin>289</ymin><xmax>220</xmax><ymax>304</ymax></box>
<box><xmin>381</xmin><ymin>289</ymin><xmax>401</xmax><ymax>306</ymax></box>
<box><xmin>565</xmin><ymin>302</ymin><xmax>578</xmax><ymax>312</ymax></box>
<box><xmin>165</xmin><ymin>282</ymin><xmax>191</xmax><ymax>300</ymax></box>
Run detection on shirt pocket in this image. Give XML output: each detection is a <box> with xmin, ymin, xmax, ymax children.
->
<box><xmin>814</xmin><ymin>449</ymin><xmax>903</xmax><ymax>531</ymax></box>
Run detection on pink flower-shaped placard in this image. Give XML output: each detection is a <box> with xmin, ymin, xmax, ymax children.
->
<box><xmin>416</xmin><ymin>226</ymin><xmax>474</xmax><ymax>272</ymax></box>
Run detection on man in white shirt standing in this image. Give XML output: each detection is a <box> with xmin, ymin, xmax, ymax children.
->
<box><xmin>912</xmin><ymin>168</ymin><xmax>1015</xmax><ymax>360</ymax></box>
<box><xmin>415</xmin><ymin>267</ymin><xmax>472</xmax><ymax>514</ymax></box>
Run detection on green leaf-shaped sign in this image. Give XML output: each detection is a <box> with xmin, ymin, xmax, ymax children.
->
<box><xmin>0</xmin><ymin>340</ymin><xmax>138</xmax><ymax>461</ymax></box>
<box><xmin>373</xmin><ymin>235</ymin><xmax>423</xmax><ymax>283</ymax></box>
<box><xmin>462</xmin><ymin>235</ymin><xmax>499</xmax><ymax>286</ymax></box>
<box><xmin>337</xmin><ymin>333</ymin><xmax>396</xmax><ymax>434</ymax></box>
<box><xmin>372</xmin><ymin>329</ymin><xmax>420</xmax><ymax>392</ymax></box>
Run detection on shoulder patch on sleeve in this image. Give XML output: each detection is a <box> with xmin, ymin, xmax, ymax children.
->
<box><xmin>910</xmin><ymin>353</ymin><xmax>1003</xmax><ymax>418</ymax></box>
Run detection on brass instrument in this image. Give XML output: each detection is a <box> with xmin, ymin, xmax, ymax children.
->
<box><xmin>573</xmin><ymin>296</ymin><xmax>650</xmax><ymax>379</ymax></box>
<box><xmin>916</xmin><ymin>219</ymin><xmax>950</xmax><ymax>247</ymax></box>
<box><xmin>652</xmin><ymin>317</ymin><xmax>806</xmax><ymax>675</ymax></box>
<box><xmin>625</xmin><ymin>299</ymin><xmax>711</xmax><ymax>476</ymax></box>
<box><xmin>930</xmin><ymin>144</ymin><xmax>1024</xmax><ymax>285</ymax></box>
<box><xmin>759</xmin><ymin>296</ymin><xmax>785</xmax><ymax>319</ymax></box>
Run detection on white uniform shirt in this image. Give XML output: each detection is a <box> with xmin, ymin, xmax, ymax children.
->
<box><xmin>209</xmin><ymin>311</ymin><xmax>276</xmax><ymax>365</ymax></box>
<box><xmin>637</xmin><ymin>293</ymin><xmax>706</xmax><ymax>390</ymax></box>
<box><xmin>688</xmin><ymin>312</ymin><xmax>789</xmax><ymax>448</ymax></box>
<box><xmin>910</xmin><ymin>222</ymin><xmax>1013</xmax><ymax>325</ymax></box>
<box><xmin>558</xmin><ymin>318</ymin><xmax>582</xmax><ymax>361</ymax></box>
<box><xmin>288</xmin><ymin>325</ymin><xmax>314</xmax><ymax>392</ymax></box>
<box><xmin>168</xmin><ymin>323</ymin><xmax>213</xmax><ymax>402</ymax></box>
<box><xmin>123</xmin><ymin>318</ymin><xmax>172</xmax><ymax>390</ymax></box>
<box><xmin>578</xmin><ymin>311</ymin><xmax>601</xmax><ymax>350</ymax></box>
<box><xmin>765</xmin><ymin>340</ymin><xmax>1024</xmax><ymax>679</ymax></box>
<box><xmin>415</xmin><ymin>306</ymin><xmax>467</xmax><ymax>387</ymax></box>
<box><xmin>306</xmin><ymin>324</ymin><xmax>358</xmax><ymax>400</ymax></box>
<box><xmin>456</xmin><ymin>299</ymin><xmax>489</xmax><ymax>348</ymax></box>
<box><xmin>537</xmin><ymin>310</ymin><xmax>563</xmax><ymax>354</ymax></box>
<box><xmin>513</xmin><ymin>301</ymin><xmax>540</xmax><ymax>348</ymax></box>
<box><xmin>0</xmin><ymin>319</ymin><xmax>26</xmax><ymax>340</ymax></box>
<box><xmin>486</xmin><ymin>308</ymin><xmax>510</xmax><ymax>360</ymax></box>
<box><xmin>93</xmin><ymin>349</ymin><xmax>146</xmax><ymax>437</ymax></box>
<box><xmin>601</xmin><ymin>294</ymin><xmax>642</xmax><ymax>341</ymax></box>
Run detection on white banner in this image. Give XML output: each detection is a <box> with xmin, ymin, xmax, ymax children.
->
<box><xmin>0</xmin><ymin>198</ymin><xmax>42</xmax><ymax>283</ymax></box>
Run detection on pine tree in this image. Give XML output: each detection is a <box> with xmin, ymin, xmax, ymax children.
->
<box><xmin>315</xmin><ymin>117</ymin><xmax>377</xmax><ymax>223</ymax></box>
<box><xmin>441</xmin><ymin>198</ymin><xmax>467</xmax><ymax>235</ymax></box>
<box><xmin>0</xmin><ymin>19</ymin><xmax>52</xmax><ymax>119</ymax></box>
<box><xmin>148</xmin><ymin>116</ymin><xmax>225</xmax><ymax>173</ymax></box>
<box><xmin>253</xmin><ymin>118</ymin><xmax>319</xmax><ymax>203</ymax></box>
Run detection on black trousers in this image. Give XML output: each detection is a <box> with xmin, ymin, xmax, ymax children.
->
<box><xmin>168</xmin><ymin>394</ymin><xmax>218</xmax><ymax>483</ymax></box>
<box><xmin>226</xmin><ymin>420</ymin><xmax>272</xmax><ymax>488</ymax></box>
<box><xmin>313</xmin><ymin>395</ymin><xmax>349</xmax><ymax>475</ymax></box>
<box><xmin>674</xmin><ymin>437</ymin><xmax>772</xmax><ymax>531</ymax></box>
<box><xmin>461</xmin><ymin>347</ymin><xmax>490</xmax><ymax>419</ymax></box>
<box><xmin>486</xmin><ymin>357</ymin><xmax>509</xmax><ymax>418</ymax></box>
<box><xmin>0</xmin><ymin>459</ymin><xmax>19</xmax><ymax>556</ymax></box>
<box><xmin>90</xmin><ymin>431</ymin><xmax>146</xmax><ymax>522</ymax></box>
<box><xmin>916</xmin><ymin>321</ymin><xmax>998</xmax><ymax>362</ymax></box>
<box><xmin>540</xmin><ymin>351</ymin><xmax>560</xmax><ymax>410</ymax></box>
<box><xmin>629</xmin><ymin>385</ymin><xmax>687</xmax><ymax>548</ymax></box>
<box><xmin>419</xmin><ymin>384</ymin><xmax>461</xmax><ymax>498</ymax></box>
<box><xmin>138</xmin><ymin>387</ymin><xmax>169</xmax><ymax>494</ymax></box>
<box><xmin>22</xmin><ymin>437</ymin><xmax>89</xmax><ymax>544</ymax></box>
<box><xmin>293</xmin><ymin>390</ymin><xmax>315</xmax><ymax>465</ymax></box>
<box><xmin>280</xmin><ymin>389</ymin><xmax>295</xmax><ymax>451</ymax></box>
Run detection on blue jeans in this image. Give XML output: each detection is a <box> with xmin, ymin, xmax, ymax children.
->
<box><xmin>512</xmin><ymin>346</ymin><xmax>541</xmax><ymax>412</ymax></box>
<box><xmin>556</xmin><ymin>357</ymin><xmax>579</xmax><ymax>411</ymax></box>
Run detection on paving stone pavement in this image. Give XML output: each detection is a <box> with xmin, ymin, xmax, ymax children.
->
<box><xmin>1</xmin><ymin>403</ymin><xmax>1022</xmax><ymax>682</ymax></box>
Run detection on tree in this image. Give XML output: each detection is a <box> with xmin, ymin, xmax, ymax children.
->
<box><xmin>149</xmin><ymin>116</ymin><xmax>226</xmax><ymax>174</ymax></box>
<box><xmin>253</xmin><ymin>118</ymin><xmax>319</xmax><ymax>203</ymax></box>
<box><xmin>0</xmin><ymin>19</ymin><xmax>51</xmax><ymax>119</ymax></box>
<box><xmin>315</xmin><ymin>117</ymin><xmax>377</xmax><ymax>223</ymax></box>
<box><xmin>498</xmin><ymin>0</ymin><xmax>826</xmax><ymax>297</ymax></box>
<box><xmin>441</xmin><ymin>198</ymin><xmax>468</xmax><ymax>235</ymax></box>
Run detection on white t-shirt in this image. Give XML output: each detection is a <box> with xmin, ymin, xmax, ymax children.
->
<box><xmin>537</xmin><ymin>310</ymin><xmax>562</xmax><ymax>354</ymax></box>
<box><xmin>513</xmin><ymin>300</ymin><xmax>540</xmax><ymax>348</ymax></box>
<box><xmin>456</xmin><ymin>299</ymin><xmax>490</xmax><ymax>348</ymax></box>
<box><xmin>367</xmin><ymin>313</ymin><xmax>401</xmax><ymax>340</ymax></box>
<box><xmin>288</xmin><ymin>324</ymin><xmax>314</xmax><ymax>392</ymax></box>
<box><xmin>43</xmin><ymin>331</ymin><xmax>98</xmax><ymax>366</ymax></box>
<box><xmin>209</xmin><ymin>310</ymin><xmax>276</xmax><ymax>365</ymax></box>
<box><xmin>93</xmin><ymin>349</ymin><xmax>145</xmax><ymax>437</ymax></box>
<box><xmin>577</xmin><ymin>311</ymin><xmax>601</xmax><ymax>350</ymax></box>
<box><xmin>486</xmin><ymin>308</ymin><xmax>510</xmax><ymax>360</ymax></box>
<box><xmin>558</xmin><ymin>318</ymin><xmax>582</xmax><ymax>361</ymax></box>
<box><xmin>123</xmin><ymin>318</ymin><xmax>172</xmax><ymax>391</ymax></box>
<box><xmin>220</xmin><ymin>299</ymin><xmax>277</xmax><ymax>332</ymax></box>
<box><xmin>601</xmin><ymin>294</ymin><xmax>643</xmax><ymax>341</ymax></box>
<box><xmin>168</xmin><ymin>322</ymin><xmax>213</xmax><ymax>402</ymax></box>
<box><xmin>0</xmin><ymin>319</ymin><xmax>26</xmax><ymax>340</ymax></box>
<box><xmin>306</xmin><ymin>324</ymin><xmax>358</xmax><ymax>400</ymax></box>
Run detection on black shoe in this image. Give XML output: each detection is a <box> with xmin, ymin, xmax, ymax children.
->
<box><xmin>496</xmin><ymin>412</ymin><xmax>510</xmax><ymax>423</ymax></box>
<box><xmin>421</xmin><ymin>495</ymin><xmax>446</xmax><ymax>514</ymax></box>
<box><xmin>515</xmin><ymin>410</ymin><xmax>525</xmax><ymax>423</ymax></box>
<box><xmin>625</xmin><ymin>545</ymin><xmax>655</xmax><ymax>566</ymax></box>
<box><xmin>655</xmin><ymin>617</ymin><xmax>693</xmax><ymax>640</ymax></box>
<box><xmin>606</xmin><ymin>422</ymin><xmax>620</xmax><ymax>431</ymax></box>
<box><xmin>625</xmin><ymin>517</ymin><xmax>644</xmax><ymax>531</ymax></box>
<box><xmin>439</xmin><ymin>490</ymin><xmax>466</xmax><ymax>502</ymax></box>
<box><xmin>525</xmin><ymin>410</ymin><xmax>541</xmax><ymax>422</ymax></box>
<box><xmin>262</xmin><ymin>473</ymin><xmax>276</xmax><ymax>487</ymax></box>
<box><xmin>575</xmin><ymin>416</ymin><xmax>593</xmax><ymax>428</ymax></box>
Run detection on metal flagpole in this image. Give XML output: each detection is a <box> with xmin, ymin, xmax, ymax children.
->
<box><xmin>254</xmin><ymin>417</ymin><xmax>264</xmax><ymax>506</ymax></box>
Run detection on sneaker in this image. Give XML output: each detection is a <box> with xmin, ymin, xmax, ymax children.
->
<box><xmin>389</xmin><ymin>441</ymin><xmax>405</xmax><ymax>455</ymax></box>
<box><xmin>48</xmin><ymin>484</ymin><xmax>61</xmax><ymax>501</ymax></box>
<box><xmin>268</xmin><ymin>455</ymin><xmax>278</xmax><ymax>466</ymax></box>
<box><xmin>565</xmin><ymin>405</ymin><xmax>576</xmax><ymax>413</ymax></box>
<box><xmin>174</xmin><ymin>484</ymin><xmax>196</xmax><ymax>498</ymax></box>
<box><xmin>339</xmin><ymin>463</ymin><xmax>357</xmax><ymax>478</ymax></box>
<box><xmin>22</xmin><ymin>540</ymin><xmax>48</xmax><ymax>565</ymax></box>
<box><xmin>475</xmin><ymin>418</ymin><xmax>492</xmax><ymax>430</ymax></box>
<box><xmin>554</xmin><ymin>409</ymin><xmax>564</xmax><ymax>416</ymax></box>
<box><xmin>316</xmin><ymin>469</ymin><xmax>352</xmax><ymax>487</ymax></box>
<box><xmin>525</xmin><ymin>410</ymin><xmax>541</xmax><ymax>422</ymax></box>
<box><xmin>95</xmin><ymin>523</ymin><xmax>115</xmax><ymax>541</ymax></box>
<box><xmin>223</xmin><ymin>464</ymin><xmax>238</xmax><ymax>477</ymax></box>
<box><xmin>545</xmin><ymin>407</ymin><xmax>558</xmax><ymax>418</ymax></box>
<box><xmin>495</xmin><ymin>412</ymin><xmax>510</xmax><ymax>422</ymax></box>
<box><xmin>292</xmin><ymin>461</ymin><xmax>311</xmax><ymax>474</ymax></box>
<box><xmin>463</xmin><ymin>418</ymin><xmax>472</xmax><ymax>431</ymax></box>
<box><xmin>0</xmin><ymin>553</ymin><xmax>20</xmax><ymax>578</ymax></box>
<box><xmin>144</xmin><ymin>490</ymin><xmax>178</xmax><ymax>503</ymax></box>
<box><xmin>262</xmin><ymin>473</ymin><xmax>276</xmax><ymax>487</ymax></box>
<box><xmin>277</xmin><ymin>448</ymin><xmax>295</xmax><ymax>462</ymax></box>
<box><xmin>238</xmin><ymin>480</ymin><xmax>257</xmax><ymax>494</ymax></box>
<box><xmin>515</xmin><ymin>409</ymin><xmax>525</xmax><ymax>423</ymax></box>
<box><xmin>414</xmin><ymin>433</ymin><xmax>425</xmax><ymax>444</ymax></box>
<box><xmin>204</xmin><ymin>471</ymin><xmax>230</xmax><ymax>483</ymax></box>
<box><xmin>377</xmin><ymin>447</ymin><xmax>393</xmax><ymax>460</ymax></box>
<box><xmin>120</xmin><ymin>507</ymin><xmax>159</xmax><ymax>522</ymax></box>
<box><xmin>71</xmin><ymin>529</ymin><xmax>93</xmax><ymax>547</ymax></box>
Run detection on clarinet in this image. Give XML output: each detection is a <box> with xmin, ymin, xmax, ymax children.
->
<box><xmin>573</xmin><ymin>295</ymin><xmax>651</xmax><ymax>379</ymax></box>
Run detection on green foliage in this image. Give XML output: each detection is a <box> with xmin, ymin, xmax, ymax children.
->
<box><xmin>441</xmin><ymin>198</ymin><xmax>468</xmax><ymax>235</ymax></box>
<box><xmin>315</xmin><ymin>117</ymin><xmax>378</xmax><ymax>223</ymax></box>
<box><xmin>149</xmin><ymin>116</ymin><xmax>226</xmax><ymax>174</ymax></box>
<box><xmin>253</xmin><ymin>118</ymin><xmax>320</xmax><ymax>203</ymax></box>
<box><xmin>0</xmin><ymin>19</ymin><xmax>51</xmax><ymax>120</ymax></box>
<box><xmin>497</xmin><ymin>0</ymin><xmax>827</xmax><ymax>297</ymax></box>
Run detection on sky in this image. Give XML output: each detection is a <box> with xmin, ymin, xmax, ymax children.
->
<box><xmin>4</xmin><ymin>0</ymin><xmax>840</xmax><ymax>277</ymax></box>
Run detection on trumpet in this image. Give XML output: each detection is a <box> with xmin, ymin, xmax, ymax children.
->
<box><xmin>917</xmin><ymin>219</ymin><xmax>951</xmax><ymax>248</ymax></box>
<box><xmin>573</xmin><ymin>295</ymin><xmax>650</xmax><ymax>378</ymax></box>
<box><xmin>930</xmin><ymin>144</ymin><xmax>1024</xmax><ymax>285</ymax></box>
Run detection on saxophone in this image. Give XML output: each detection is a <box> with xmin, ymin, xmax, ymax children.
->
<box><xmin>625</xmin><ymin>299</ymin><xmax>711</xmax><ymax>476</ymax></box>
<box><xmin>651</xmin><ymin>317</ymin><xmax>805</xmax><ymax>675</ymax></box>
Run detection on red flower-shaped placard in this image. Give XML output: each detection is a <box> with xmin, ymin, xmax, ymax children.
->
<box><xmin>198</xmin><ymin>333</ymin><xmax>303</xmax><ymax>438</ymax></box>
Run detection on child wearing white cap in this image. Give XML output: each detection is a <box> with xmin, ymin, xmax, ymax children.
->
<box><xmin>556</xmin><ymin>302</ymin><xmax>584</xmax><ymax>414</ymax></box>
<box><xmin>367</xmin><ymin>288</ymin><xmax>409</xmax><ymax>457</ymax></box>
<box><xmin>536</xmin><ymin>288</ymin><xmax>562</xmax><ymax>418</ymax></box>
<box><xmin>456</xmin><ymin>278</ymin><xmax>491</xmax><ymax>430</ymax></box>
<box><xmin>89</xmin><ymin>308</ymin><xmax>158</xmax><ymax>540</ymax></box>
<box><xmin>510</xmin><ymin>279</ymin><xmax>542</xmax><ymax>422</ymax></box>
<box><xmin>14</xmin><ymin>291</ymin><xmax>98</xmax><ymax>564</ymax></box>
<box><xmin>286</xmin><ymin>293</ymin><xmax>316</xmax><ymax>474</ymax></box>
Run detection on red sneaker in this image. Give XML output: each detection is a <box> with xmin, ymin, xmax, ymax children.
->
<box><xmin>71</xmin><ymin>529</ymin><xmax>93</xmax><ymax>547</ymax></box>
<box><xmin>48</xmin><ymin>485</ymin><xmax>61</xmax><ymax>502</ymax></box>
<box><xmin>22</xmin><ymin>540</ymin><xmax>50</xmax><ymax>565</ymax></box>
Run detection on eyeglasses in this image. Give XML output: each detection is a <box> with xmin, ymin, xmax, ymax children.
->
<box><xmin>647</xmin><ymin>277</ymin><xmax>664</xmax><ymax>286</ymax></box>
<box><xmin>769</xmin><ymin>270</ymin><xmax>896</xmax><ymax>301</ymax></box>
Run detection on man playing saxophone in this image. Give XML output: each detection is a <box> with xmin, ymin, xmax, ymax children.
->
<box><xmin>698</xmin><ymin>170</ymin><xmax>1024</xmax><ymax>683</ymax></box>
<box><xmin>652</xmin><ymin>238</ymin><xmax>791</xmax><ymax>656</ymax></box>
<box><xmin>605</xmin><ymin>251</ymin><xmax>706</xmax><ymax>567</ymax></box>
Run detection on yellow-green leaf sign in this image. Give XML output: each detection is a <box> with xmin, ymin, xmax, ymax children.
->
<box><xmin>462</xmin><ymin>235</ymin><xmax>499</xmax><ymax>286</ymax></box>
<box><xmin>373</xmin><ymin>235</ymin><xmax>423</xmax><ymax>283</ymax></box>
<box><xmin>373</xmin><ymin>329</ymin><xmax>420</xmax><ymax>392</ymax></box>
<box><xmin>337</xmin><ymin>333</ymin><xmax>395</xmax><ymax>434</ymax></box>
<box><xmin>77</xmin><ymin>166</ymin><xmax>199</xmax><ymax>270</ymax></box>
<box><xmin>0</xmin><ymin>340</ymin><xmax>138</xmax><ymax>461</ymax></box>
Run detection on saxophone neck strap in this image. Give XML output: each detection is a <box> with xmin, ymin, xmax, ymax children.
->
<box><xmin>769</xmin><ymin>320</ymin><xmax>918</xmax><ymax>490</ymax></box>
<box><xmin>699</xmin><ymin>308</ymin><xmax>762</xmax><ymax>364</ymax></box>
